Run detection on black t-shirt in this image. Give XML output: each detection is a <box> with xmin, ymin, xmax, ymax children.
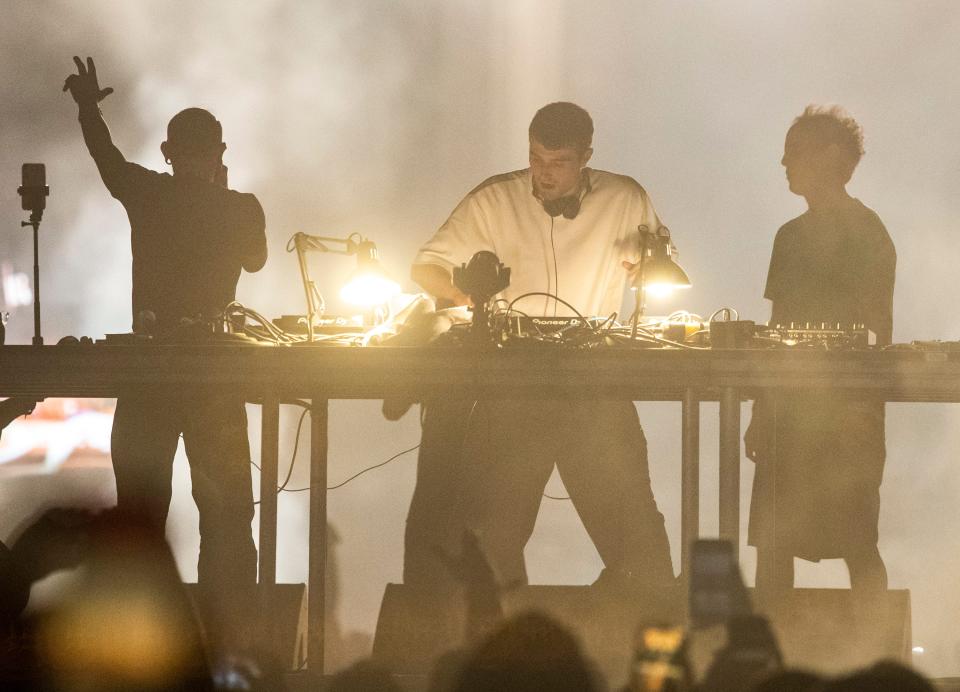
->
<box><xmin>764</xmin><ymin>199</ymin><xmax>896</xmax><ymax>344</ymax></box>
<box><xmin>80</xmin><ymin>106</ymin><xmax>267</xmax><ymax>330</ymax></box>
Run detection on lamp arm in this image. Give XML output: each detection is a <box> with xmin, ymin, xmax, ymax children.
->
<box><xmin>630</xmin><ymin>230</ymin><xmax>651</xmax><ymax>339</ymax></box>
<box><xmin>288</xmin><ymin>231</ymin><xmax>366</xmax><ymax>342</ymax></box>
<box><xmin>291</xmin><ymin>231</ymin><xmax>364</xmax><ymax>255</ymax></box>
<box><xmin>294</xmin><ymin>244</ymin><xmax>319</xmax><ymax>342</ymax></box>
<box><xmin>311</xmin><ymin>283</ymin><xmax>326</xmax><ymax>316</ymax></box>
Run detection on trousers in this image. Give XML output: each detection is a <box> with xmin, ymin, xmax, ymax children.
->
<box><xmin>110</xmin><ymin>392</ymin><xmax>257</xmax><ymax>646</ymax></box>
<box><xmin>404</xmin><ymin>398</ymin><xmax>674</xmax><ymax>589</ymax></box>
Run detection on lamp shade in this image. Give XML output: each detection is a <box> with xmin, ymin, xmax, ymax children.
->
<box><xmin>637</xmin><ymin>254</ymin><xmax>692</xmax><ymax>298</ymax></box>
<box><xmin>339</xmin><ymin>240</ymin><xmax>400</xmax><ymax>307</ymax></box>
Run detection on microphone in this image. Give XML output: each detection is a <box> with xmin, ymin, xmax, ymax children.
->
<box><xmin>17</xmin><ymin>163</ymin><xmax>50</xmax><ymax>214</ymax></box>
<box><xmin>453</xmin><ymin>250</ymin><xmax>512</xmax><ymax>343</ymax></box>
<box><xmin>453</xmin><ymin>250</ymin><xmax>511</xmax><ymax>307</ymax></box>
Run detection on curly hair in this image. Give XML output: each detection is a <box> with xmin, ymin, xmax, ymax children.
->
<box><xmin>790</xmin><ymin>105</ymin><xmax>865</xmax><ymax>178</ymax></box>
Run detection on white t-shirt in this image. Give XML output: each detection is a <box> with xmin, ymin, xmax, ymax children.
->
<box><xmin>413</xmin><ymin>167</ymin><xmax>664</xmax><ymax>317</ymax></box>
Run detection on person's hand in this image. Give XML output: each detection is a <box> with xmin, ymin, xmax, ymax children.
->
<box><xmin>450</xmin><ymin>289</ymin><xmax>473</xmax><ymax>308</ymax></box>
<box><xmin>62</xmin><ymin>56</ymin><xmax>114</xmax><ymax>106</ymax></box>
<box><xmin>214</xmin><ymin>164</ymin><xmax>229</xmax><ymax>188</ymax></box>
<box><xmin>621</xmin><ymin>259</ymin><xmax>642</xmax><ymax>285</ymax></box>
<box><xmin>744</xmin><ymin>399</ymin><xmax>775</xmax><ymax>462</ymax></box>
<box><xmin>743</xmin><ymin>420</ymin><xmax>762</xmax><ymax>461</ymax></box>
<box><xmin>437</xmin><ymin>289</ymin><xmax>472</xmax><ymax>309</ymax></box>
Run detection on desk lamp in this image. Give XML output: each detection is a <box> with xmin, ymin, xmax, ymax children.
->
<box><xmin>288</xmin><ymin>232</ymin><xmax>400</xmax><ymax>342</ymax></box>
<box><xmin>630</xmin><ymin>225</ymin><xmax>691</xmax><ymax>339</ymax></box>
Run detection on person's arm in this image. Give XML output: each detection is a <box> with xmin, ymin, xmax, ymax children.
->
<box><xmin>77</xmin><ymin>102</ymin><xmax>127</xmax><ymax>189</ymax></box>
<box><xmin>620</xmin><ymin>181</ymin><xmax>671</xmax><ymax>280</ymax></box>
<box><xmin>864</xmin><ymin>230</ymin><xmax>896</xmax><ymax>346</ymax></box>
<box><xmin>238</xmin><ymin>194</ymin><xmax>268</xmax><ymax>273</ymax></box>
<box><xmin>63</xmin><ymin>56</ymin><xmax>134</xmax><ymax>197</ymax></box>
<box><xmin>745</xmin><ymin>228</ymin><xmax>789</xmax><ymax>462</ymax></box>
<box><xmin>411</xmin><ymin>263</ymin><xmax>470</xmax><ymax>307</ymax></box>
<box><xmin>412</xmin><ymin>186</ymin><xmax>496</xmax><ymax>307</ymax></box>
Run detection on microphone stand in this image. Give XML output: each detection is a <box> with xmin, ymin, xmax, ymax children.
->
<box><xmin>453</xmin><ymin>251</ymin><xmax>511</xmax><ymax>346</ymax></box>
<box><xmin>20</xmin><ymin>208</ymin><xmax>44</xmax><ymax>346</ymax></box>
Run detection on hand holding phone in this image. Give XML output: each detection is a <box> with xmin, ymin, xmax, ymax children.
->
<box><xmin>689</xmin><ymin>539</ymin><xmax>751</xmax><ymax>629</ymax></box>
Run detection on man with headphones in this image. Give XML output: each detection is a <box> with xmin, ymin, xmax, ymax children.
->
<box><xmin>407</xmin><ymin>102</ymin><xmax>676</xmax><ymax>596</ymax></box>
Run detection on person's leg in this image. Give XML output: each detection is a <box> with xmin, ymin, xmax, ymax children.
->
<box><xmin>555</xmin><ymin>401</ymin><xmax>674</xmax><ymax>586</ymax></box>
<box><xmin>459</xmin><ymin>399</ymin><xmax>559</xmax><ymax>587</ymax></box>
<box><xmin>403</xmin><ymin>398</ymin><xmax>476</xmax><ymax>590</ymax></box>
<box><xmin>754</xmin><ymin>546</ymin><xmax>795</xmax><ymax>595</ymax></box>
<box><xmin>750</xmin><ymin>394</ymin><xmax>803</xmax><ymax>605</ymax></box>
<box><xmin>845</xmin><ymin>544</ymin><xmax>890</xmax><ymax>656</ymax></box>
<box><xmin>846</xmin><ymin>544</ymin><xmax>887</xmax><ymax>594</ymax></box>
<box><xmin>110</xmin><ymin>394</ymin><xmax>180</xmax><ymax>532</ymax></box>
<box><xmin>182</xmin><ymin>396</ymin><xmax>257</xmax><ymax>653</ymax></box>
<box><xmin>838</xmin><ymin>404</ymin><xmax>888</xmax><ymax>595</ymax></box>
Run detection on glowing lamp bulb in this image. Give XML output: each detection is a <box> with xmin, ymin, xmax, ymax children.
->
<box><xmin>643</xmin><ymin>283</ymin><xmax>691</xmax><ymax>299</ymax></box>
<box><xmin>339</xmin><ymin>273</ymin><xmax>401</xmax><ymax>307</ymax></box>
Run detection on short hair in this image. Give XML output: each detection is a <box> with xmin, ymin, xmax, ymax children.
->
<box><xmin>789</xmin><ymin>104</ymin><xmax>864</xmax><ymax>176</ymax></box>
<box><xmin>529</xmin><ymin>102</ymin><xmax>594</xmax><ymax>152</ymax></box>
<box><xmin>166</xmin><ymin>108</ymin><xmax>223</xmax><ymax>154</ymax></box>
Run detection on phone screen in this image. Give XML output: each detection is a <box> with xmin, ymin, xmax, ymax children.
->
<box><xmin>689</xmin><ymin>539</ymin><xmax>743</xmax><ymax>628</ymax></box>
<box><xmin>632</xmin><ymin>624</ymin><xmax>688</xmax><ymax>691</ymax></box>
<box><xmin>20</xmin><ymin>163</ymin><xmax>47</xmax><ymax>211</ymax></box>
<box><xmin>22</xmin><ymin>163</ymin><xmax>45</xmax><ymax>187</ymax></box>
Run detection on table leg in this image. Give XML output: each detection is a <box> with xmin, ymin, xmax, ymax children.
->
<box><xmin>681</xmin><ymin>388</ymin><xmax>700</xmax><ymax>581</ymax></box>
<box><xmin>718</xmin><ymin>387</ymin><xmax>740</xmax><ymax>561</ymax></box>
<box><xmin>307</xmin><ymin>397</ymin><xmax>329</xmax><ymax>673</ymax></box>
<box><xmin>755</xmin><ymin>393</ymin><xmax>782</xmax><ymax>608</ymax></box>
<box><xmin>258</xmin><ymin>395</ymin><xmax>280</xmax><ymax>650</ymax></box>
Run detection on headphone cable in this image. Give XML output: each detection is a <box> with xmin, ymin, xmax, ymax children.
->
<box><xmin>550</xmin><ymin>216</ymin><xmax>559</xmax><ymax>317</ymax></box>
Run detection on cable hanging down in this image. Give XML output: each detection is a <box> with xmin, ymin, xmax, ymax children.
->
<box><xmin>251</xmin><ymin>403</ymin><xmax>421</xmax><ymax>497</ymax></box>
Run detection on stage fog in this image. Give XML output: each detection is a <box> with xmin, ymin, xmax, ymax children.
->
<box><xmin>2</xmin><ymin>0</ymin><xmax>960</xmax><ymax>678</ymax></box>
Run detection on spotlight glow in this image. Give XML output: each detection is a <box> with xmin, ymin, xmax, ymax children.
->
<box><xmin>339</xmin><ymin>273</ymin><xmax>401</xmax><ymax>307</ymax></box>
<box><xmin>644</xmin><ymin>283</ymin><xmax>691</xmax><ymax>299</ymax></box>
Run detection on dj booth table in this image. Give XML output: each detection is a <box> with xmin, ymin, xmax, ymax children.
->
<box><xmin>3</xmin><ymin>343</ymin><xmax>960</xmax><ymax>672</ymax></box>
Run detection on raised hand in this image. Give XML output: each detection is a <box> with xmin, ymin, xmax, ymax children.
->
<box><xmin>62</xmin><ymin>56</ymin><xmax>114</xmax><ymax>105</ymax></box>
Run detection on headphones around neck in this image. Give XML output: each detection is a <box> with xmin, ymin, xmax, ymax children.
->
<box><xmin>537</xmin><ymin>170</ymin><xmax>592</xmax><ymax>220</ymax></box>
<box><xmin>542</xmin><ymin>194</ymin><xmax>581</xmax><ymax>219</ymax></box>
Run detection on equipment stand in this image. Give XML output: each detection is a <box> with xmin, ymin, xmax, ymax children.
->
<box><xmin>21</xmin><ymin>209</ymin><xmax>44</xmax><ymax>346</ymax></box>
